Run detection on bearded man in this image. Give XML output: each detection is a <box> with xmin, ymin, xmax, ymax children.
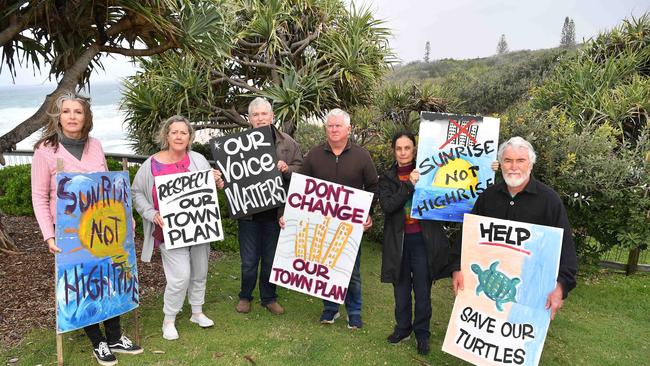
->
<box><xmin>450</xmin><ymin>136</ymin><xmax>578</xmax><ymax>320</ymax></box>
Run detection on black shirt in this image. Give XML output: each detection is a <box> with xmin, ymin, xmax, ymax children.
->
<box><xmin>452</xmin><ymin>176</ymin><xmax>578</xmax><ymax>298</ymax></box>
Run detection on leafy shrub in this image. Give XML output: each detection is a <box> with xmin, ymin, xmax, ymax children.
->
<box><xmin>0</xmin><ymin>165</ymin><xmax>33</xmax><ymax>215</ymax></box>
<box><xmin>532</xmin><ymin>14</ymin><xmax>650</xmax><ymax>143</ymax></box>
<box><xmin>215</xmin><ymin>189</ymin><xmax>239</xmax><ymax>252</ymax></box>
<box><xmin>190</xmin><ymin>142</ymin><xmax>214</xmax><ymax>162</ymax></box>
<box><xmin>294</xmin><ymin>122</ymin><xmax>326</xmax><ymax>155</ymax></box>
<box><xmin>501</xmin><ymin>107</ymin><xmax>650</xmax><ymax>263</ymax></box>
<box><xmin>523</xmin><ymin>14</ymin><xmax>650</xmax><ymax>260</ymax></box>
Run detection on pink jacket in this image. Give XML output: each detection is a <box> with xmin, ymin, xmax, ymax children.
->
<box><xmin>31</xmin><ymin>137</ymin><xmax>107</xmax><ymax>241</ymax></box>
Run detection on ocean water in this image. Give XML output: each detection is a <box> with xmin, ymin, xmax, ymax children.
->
<box><xmin>0</xmin><ymin>82</ymin><xmax>134</xmax><ymax>154</ymax></box>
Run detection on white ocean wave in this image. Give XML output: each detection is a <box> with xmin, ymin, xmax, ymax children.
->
<box><xmin>1</xmin><ymin>103</ymin><xmax>134</xmax><ymax>154</ymax></box>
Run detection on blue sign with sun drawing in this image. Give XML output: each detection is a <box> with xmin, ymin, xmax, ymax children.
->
<box><xmin>411</xmin><ymin>112</ymin><xmax>500</xmax><ymax>222</ymax></box>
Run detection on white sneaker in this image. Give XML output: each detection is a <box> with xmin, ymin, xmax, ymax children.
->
<box><xmin>190</xmin><ymin>313</ymin><xmax>214</xmax><ymax>328</ymax></box>
<box><xmin>162</xmin><ymin>321</ymin><xmax>179</xmax><ymax>340</ymax></box>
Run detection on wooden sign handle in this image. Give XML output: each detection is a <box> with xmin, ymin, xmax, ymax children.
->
<box><xmin>122</xmin><ymin>157</ymin><xmax>141</xmax><ymax>344</ymax></box>
<box><xmin>55</xmin><ymin>158</ymin><xmax>64</xmax><ymax>365</ymax></box>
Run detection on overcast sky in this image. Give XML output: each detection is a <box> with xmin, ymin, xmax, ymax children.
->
<box><xmin>2</xmin><ymin>0</ymin><xmax>648</xmax><ymax>86</ymax></box>
<box><xmin>362</xmin><ymin>0</ymin><xmax>649</xmax><ymax>62</ymax></box>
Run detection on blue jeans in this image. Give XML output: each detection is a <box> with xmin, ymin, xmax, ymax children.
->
<box><xmin>393</xmin><ymin>232</ymin><xmax>432</xmax><ymax>339</ymax></box>
<box><xmin>238</xmin><ymin>219</ymin><xmax>280</xmax><ymax>305</ymax></box>
<box><xmin>324</xmin><ymin>247</ymin><xmax>362</xmax><ymax>315</ymax></box>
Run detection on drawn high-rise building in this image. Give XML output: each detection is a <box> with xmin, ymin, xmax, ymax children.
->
<box><xmin>321</xmin><ymin>222</ymin><xmax>353</xmax><ymax>268</ymax></box>
<box><xmin>446</xmin><ymin>118</ymin><xmax>479</xmax><ymax>147</ymax></box>
<box><xmin>294</xmin><ymin>219</ymin><xmax>309</xmax><ymax>259</ymax></box>
<box><xmin>309</xmin><ymin>217</ymin><xmax>330</xmax><ymax>262</ymax></box>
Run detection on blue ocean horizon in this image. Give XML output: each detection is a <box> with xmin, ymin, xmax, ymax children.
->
<box><xmin>0</xmin><ymin>81</ymin><xmax>134</xmax><ymax>154</ymax></box>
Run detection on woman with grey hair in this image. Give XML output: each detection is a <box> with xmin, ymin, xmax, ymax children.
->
<box><xmin>132</xmin><ymin>115</ymin><xmax>221</xmax><ymax>340</ymax></box>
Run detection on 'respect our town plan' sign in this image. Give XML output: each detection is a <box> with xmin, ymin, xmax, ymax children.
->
<box><xmin>154</xmin><ymin>169</ymin><xmax>223</xmax><ymax>249</ymax></box>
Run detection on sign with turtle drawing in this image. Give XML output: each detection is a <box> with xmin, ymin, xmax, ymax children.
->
<box><xmin>270</xmin><ymin>173</ymin><xmax>373</xmax><ymax>304</ymax></box>
<box><xmin>411</xmin><ymin>112</ymin><xmax>499</xmax><ymax>222</ymax></box>
<box><xmin>442</xmin><ymin>214</ymin><xmax>563</xmax><ymax>366</ymax></box>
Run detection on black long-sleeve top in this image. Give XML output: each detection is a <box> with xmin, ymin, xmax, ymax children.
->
<box><xmin>450</xmin><ymin>176</ymin><xmax>578</xmax><ymax>298</ymax></box>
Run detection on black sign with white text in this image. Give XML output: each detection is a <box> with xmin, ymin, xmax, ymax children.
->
<box><xmin>210</xmin><ymin>126</ymin><xmax>285</xmax><ymax>218</ymax></box>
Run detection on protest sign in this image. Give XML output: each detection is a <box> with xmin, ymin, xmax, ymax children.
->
<box><xmin>412</xmin><ymin>112</ymin><xmax>499</xmax><ymax>222</ymax></box>
<box><xmin>271</xmin><ymin>173</ymin><xmax>373</xmax><ymax>304</ymax></box>
<box><xmin>442</xmin><ymin>214</ymin><xmax>563</xmax><ymax>366</ymax></box>
<box><xmin>155</xmin><ymin>169</ymin><xmax>223</xmax><ymax>249</ymax></box>
<box><xmin>54</xmin><ymin>171</ymin><xmax>138</xmax><ymax>333</ymax></box>
<box><xmin>210</xmin><ymin>126</ymin><xmax>285</xmax><ymax>218</ymax></box>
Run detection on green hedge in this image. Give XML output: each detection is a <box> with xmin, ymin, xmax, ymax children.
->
<box><xmin>0</xmin><ymin>165</ymin><xmax>33</xmax><ymax>215</ymax></box>
<box><xmin>0</xmin><ymin>160</ymin><xmax>240</xmax><ymax>252</ymax></box>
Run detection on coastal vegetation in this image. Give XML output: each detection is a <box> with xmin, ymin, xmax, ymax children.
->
<box><xmin>121</xmin><ymin>0</ymin><xmax>394</xmax><ymax>154</ymax></box>
<box><xmin>0</xmin><ymin>5</ymin><xmax>647</xmax><ymax>364</ymax></box>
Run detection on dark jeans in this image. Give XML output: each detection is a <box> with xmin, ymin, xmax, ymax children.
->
<box><xmin>323</xmin><ymin>247</ymin><xmax>362</xmax><ymax>315</ymax></box>
<box><xmin>84</xmin><ymin>316</ymin><xmax>121</xmax><ymax>347</ymax></box>
<box><xmin>393</xmin><ymin>232</ymin><xmax>432</xmax><ymax>339</ymax></box>
<box><xmin>238</xmin><ymin>219</ymin><xmax>280</xmax><ymax>305</ymax></box>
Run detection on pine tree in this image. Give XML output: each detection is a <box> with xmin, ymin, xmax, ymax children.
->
<box><xmin>568</xmin><ymin>19</ymin><xmax>576</xmax><ymax>47</ymax></box>
<box><xmin>561</xmin><ymin>16</ymin><xmax>576</xmax><ymax>48</ymax></box>
<box><xmin>424</xmin><ymin>41</ymin><xmax>431</xmax><ymax>62</ymax></box>
<box><xmin>496</xmin><ymin>34</ymin><xmax>509</xmax><ymax>55</ymax></box>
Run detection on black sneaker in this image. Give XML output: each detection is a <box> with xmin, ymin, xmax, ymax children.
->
<box><xmin>387</xmin><ymin>330</ymin><xmax>411</xmax><ymax>344</ymax></box>
<box><xmin>93</xmin><ymin>341</ymin><xmax>117</xmax><ymax>366</ymax></box>
<box><xmin>416</xmin><ymin>337</ymin><xmax>430</xmax><ymax>355</ymax></box>
<box><xmin>108</xmin><ymin>335</ymin><xmax>143</xmax><ymax>355</ymax></box>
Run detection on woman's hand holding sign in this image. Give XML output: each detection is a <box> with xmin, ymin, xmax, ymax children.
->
<box><xmin>409</xmin><ymin>169</ymin><xmax>420</xmax><ymax>185</ymax></box>
<box><xmin>213</xmin><ymin>169</ymin><xmax>224</xmax><ymax>189</ymax></box>
<box><xmin>154</xmin><ymin>212</ymin><xmax>165</xmax><ymax>227</ymax></box>
<box><xmin>46</xmin><ymin>237</ymin><xmax>62</xmax><ymax>254</ymax></box>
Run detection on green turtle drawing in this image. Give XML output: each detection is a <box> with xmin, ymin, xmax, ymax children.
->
<box><xmin>471</xmin><ymin>261</ymin><xmax>520</xmax><ymax>311</ymax></box>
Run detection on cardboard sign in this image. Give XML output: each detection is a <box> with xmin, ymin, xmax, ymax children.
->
<box><xmin>210</xmin><ymin>126</ymin><xmax>285</xmax><ymax>218</ymax></box>
<box><xmin>154</xmin><ymin>169</ymin><xmax>223</xmax><ymax>249</ymax></box>
<box><xmin>270</xmin><ymin>173</ymin><xmax>373</xmax><ymax>304</ymax></box>
<box><xmin>442</xmin><ymin>214</ymin><xmax>563</xmax><ymax>366</ymax></box>
<box><xmin>54</xmin><ymin>171</ymin><xmax>138</xmax><ymax>333</ymax></box>
<box><xmin>412</xmin><ymin>112</ymin><xmax>499</xmax><ymax>222</ymax></box>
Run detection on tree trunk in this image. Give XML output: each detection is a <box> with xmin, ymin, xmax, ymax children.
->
<box><xmin>0</xmin><ymin>214</ymin><xmax>20</xmax><ymax>255</ymax></box>
<box><xmin>0</xmin><ymin>45</ymin><xmax>100</xmax><ymax>165</ymax></box>
<box><xmin>283</xmin><ymin>119</ymin><xmax>297</xmax><ymax>137</ymax></box>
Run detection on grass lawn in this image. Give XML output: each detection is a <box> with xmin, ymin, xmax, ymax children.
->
<box><xmin>2</xmin><ymin>241</ymin><xmax>649</xmax><ymax>365</ymax></box>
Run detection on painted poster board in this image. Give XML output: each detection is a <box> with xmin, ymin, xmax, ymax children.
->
<box><xmin>155</xmin><ymin>169</ymin><xmax>223</xmax><ymax>249</ymax></box>
<box><xmin>412</xmin><ymin>112</ymin><xmax>499</xmax><ymax>222</ymax></box>
<box><xmin>210</xmin><ymin>126</ymin><xmax>285</xmax><ymax>218</ymax></box>
<box><xmin>54</xmin><ymin>171</ymin><xmax>138</xmax><ymax>333</ymax></box>
<box><xmin>442</xmin><ymin>214</ymin><xmax>563</xmax><ymax>366</ymax></box>
<box><xmin>271</xmin><ymin>173</ymin><xmax>373</xmax><ymax>304</ymax></box>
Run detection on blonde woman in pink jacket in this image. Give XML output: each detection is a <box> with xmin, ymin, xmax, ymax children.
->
<box><xmin>31</xmin><ymin>91</ymin><xmax>142</xmax><ymax>366</ymax></box>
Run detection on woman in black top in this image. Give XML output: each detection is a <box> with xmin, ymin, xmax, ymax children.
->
<box><xmin>378</xmin><ymin>131</ymin><xmax>450</xmax><ymax>356</ymax></box>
